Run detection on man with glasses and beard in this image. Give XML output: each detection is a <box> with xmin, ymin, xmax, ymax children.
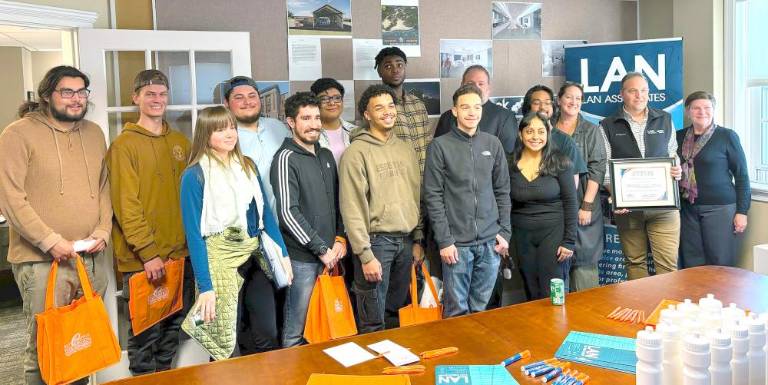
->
<box><xmin>0</xmin><ymin>66</ymin><xmax>111</xmax><ymax>385</ymax></box>
<box><xmin>223</xmin><ymin>76</ymin><xmax>291</xmax><ymax>217</ymax></box>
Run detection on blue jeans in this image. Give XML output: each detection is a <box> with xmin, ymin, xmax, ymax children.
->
<box><xmin>352</xmin><ymin>233</ymin><xmax>413</xmax><ymax>333</ymax></box>
<box><xmin>281</xmin><ymin>259</ymin><xmax>324</xmax><ymax>347</ymax></box>
<box><xmin>442</xmin><ymin>240</ymin><xmax>501</xmax><ymax>317</ymax></box>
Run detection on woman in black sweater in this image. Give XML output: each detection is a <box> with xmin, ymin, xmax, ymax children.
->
<box><xmin>509</xmin><ymin>112</ymin><xmax>578</xmax><ymax>300</ymax></box>
<box><xmin>677</xmin><ymin>91</ymin><xmax>750</xmax><ymax>267</ymax></box>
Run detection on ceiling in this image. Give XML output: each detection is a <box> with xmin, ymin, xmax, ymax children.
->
<box><xmin>0</xmin><ymin>26</ymin><xmax>63</xmax><ymax>51</ymax></box>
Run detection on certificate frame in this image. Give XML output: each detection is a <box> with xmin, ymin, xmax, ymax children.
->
<box><xmin>609</xmin><ymin>157</ymin><xmax>680</xmax><ymax>210</ymax></box>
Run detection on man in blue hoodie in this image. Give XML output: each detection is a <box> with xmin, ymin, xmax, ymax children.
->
<box><xmin>424</xmin><ymin>84</ymin><xmax>512</xmax><ymax>317</ymax></box>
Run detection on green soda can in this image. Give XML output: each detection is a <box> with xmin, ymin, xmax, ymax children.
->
<box><xmin>550</xmin><ymin>278</ymin><xmax>565</xmax><ymax>305</ymax></box>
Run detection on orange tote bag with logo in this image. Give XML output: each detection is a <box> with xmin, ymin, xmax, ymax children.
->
<box><xmin>128</xmin><ymin>258</ymin><xmax>185</xmax><ymax>335</ymax></box>
<box><xmin>398</xmin><ymin>263</ymin><xmax>442</xmax><ymax>327</ymax></box>
<box><xmin>304</xmin><ymin>266</ymin><xmax>357</xmax><ymax>344</ymax></box>
<box><xmin>36</xmin><ymin>254</ymin><xmax>121</xmax><ymax>385</ymax></box>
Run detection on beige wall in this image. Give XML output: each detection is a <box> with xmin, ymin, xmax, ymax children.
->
<box><xmin>17</xmin><ymin>0</ymin><xmax>110</xmax><ymax>28</ymax></box>
<box><xmin>0</xmin><ymin>47</ymin><xmax>27</xmax><ymax>131</ymax></box>
<box><xmin>639</xmin><ymin>0</ymin><xmax>724</xmax><ymax>122</ymax></box>
<box><xmin>155</xmin><ymin>0</ymin><xmax>637</xmax><ymax>115</ymax></box>
<box><xmin>30</xmin><ymin>51</ymin><xmax>62</xmax><ymax>91</ymax></box>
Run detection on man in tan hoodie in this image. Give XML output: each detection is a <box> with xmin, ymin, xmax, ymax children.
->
<box><xmin>339</xmin><ymin>84</ymin><xmax>423</xmax><ymax>333</ymax></box>
<box><xmin>107</xmin><ymin>70</ymin><xmax>194</xmax><ymax>375</ymax></box>
<box><xmin>0</xmin><ymin>66</ymin><xmax>111</xmax><ymax>385</ymax></box>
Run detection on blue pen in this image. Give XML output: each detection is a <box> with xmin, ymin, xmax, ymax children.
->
<box><xmin>500</xmin><ymin>350</ymin><xmax>530</xmax><ymax>366</ymax></box>
<box><xmin>541</xmin><ymin>367</ymin><xmax>563</xmax><ymax>382</ymax></box>
<box><xmin>529</xmin><ymin>365</ymin><xmax>556</xmax><ymax>377</ymax></box>
<box><xmin>521</xmin><ymin>358</ymin><xmax>557</xmax><ymax>372</ymax></box>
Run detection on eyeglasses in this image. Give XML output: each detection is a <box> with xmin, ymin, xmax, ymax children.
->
<box><xmin>319</xmin><ymin>95</ymin><xmax>343</xmax><ymax>105</ymax></box>
<box><xmin>54</xmin><ymin>88</ymin><xmax>90</xmax><ymax>99</ymax></box>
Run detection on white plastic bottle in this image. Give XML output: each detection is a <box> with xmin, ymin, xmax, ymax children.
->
<box><xmin>732</xmin><ymin>320</ymin><xmax>750</xmax><ymax>385</ymax></box>
<box><xmin>660</xmin><ymin>305</ymin><xmax>684</xmax><ymax>327</ymax></box>
<box><xmin>636</xmin><ymin>326</ymin><xmax>663</xmax><ymax>385</ymax></box>
<box><xmin>683</xmin><ymin>334</ymin><xmax>711</xmax><ymax>385</ymax></box>
<box><xmin>747</xmin><ymin>316</ymin><xmax>766</xmax><ymax>385</ymax></box>
<box><xmin>722</xmin><ymin>304</ymin><xmax>747</xmax><ymax>334</ymax></box>
<box><xmin>710</xmin><ymin>330</ymin><xmax>733</xmax><ymax>385</ymax></box>
<box><xmin>657</xmin><ymin>322</ymin><xmax>683</xmax><ymax>385</ymax></box>
<box><xmin>699</xmin><ymin>294</ymin><xmax>724</xmax><ymax>333</ymax></box>
<box><xmin>679</xmin><ymin>299</ymin><xmax>701</xmax><ymax>321</ymax></box>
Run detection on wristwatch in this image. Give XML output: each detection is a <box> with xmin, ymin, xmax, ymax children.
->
<box><xmin>580</xmin><ymin>200</ymin><xmax>595</xmax><ymax>211</ymax></box>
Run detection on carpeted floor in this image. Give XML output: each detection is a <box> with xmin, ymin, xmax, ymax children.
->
<box><xmin>0</xmin><ymin>305</ymin><xmax>26</xmax><ymax>385</ymax></box>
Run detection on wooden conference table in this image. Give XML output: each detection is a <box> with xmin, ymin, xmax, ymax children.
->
<box><xmin>106</xmin><ymin>266</ymin><xmax>768</xmax><ymax>385</ymax></box>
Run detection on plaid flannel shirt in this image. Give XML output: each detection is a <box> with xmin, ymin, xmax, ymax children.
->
<box><xmin>393</xmin><ymin>92</ymin><xmax>431</xmax><ymax>177</ymax></box>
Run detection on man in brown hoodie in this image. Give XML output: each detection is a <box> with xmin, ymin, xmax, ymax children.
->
<box><xmin>339</xmin><ymin>84</ymin><xmax>423</xmax><ymax>333</ymax></box>
<box><xmin>107</xmin><ymin>70</ymin><xmax>194</xmax><ymax>375</ymax></box>
<box><xmin>0</xmin><ymin>66</ymin><xmax>111</xmax><ymax>385</ymax></box>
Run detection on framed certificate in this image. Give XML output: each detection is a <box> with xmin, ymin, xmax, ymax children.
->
<box><xmin>609</xmin><ymin>157</ymin><xmax>680</xmax><ymax>210</ymax></box>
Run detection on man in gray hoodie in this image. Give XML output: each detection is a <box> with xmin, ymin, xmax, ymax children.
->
<box><xmin>424</xmin><ymin>84</ymin><xmax>511</xmax><ymax>317</ymax></box>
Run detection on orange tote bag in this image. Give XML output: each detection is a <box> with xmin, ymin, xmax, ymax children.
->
<box><xmin>398</xmin><ymin>263</ymin><xmax>442</xmax><ymax>327</ymax></box>
<box><xmin>36</xmin><ymin>254</ymin><xmax>121</xmax><ymax>385</ymax></box>
<box><xmin>304</xmin><ymin>266</ymin><xmax>357</xmax><ymax>344</ymax></box>
<box><xmin>128</xmin><ymin>258</ymin><xmax>185</xmax><ymax>335</ymax></box>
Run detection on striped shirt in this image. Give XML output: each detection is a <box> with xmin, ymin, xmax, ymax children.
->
<box><xmin>601</xmin><ymin>107</ymin><xmax>678</xmax><ymax>185</ymax></box>
<box><xmin>393</xmin><ymin>92</ymin><xmax>431</xmax><ymax>177</ymax></box>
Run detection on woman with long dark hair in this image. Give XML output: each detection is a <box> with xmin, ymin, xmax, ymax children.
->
<box><xmin>509</xmin><ymin>112</ymin><xmax>578</xmax><ymax>300</ymax></box>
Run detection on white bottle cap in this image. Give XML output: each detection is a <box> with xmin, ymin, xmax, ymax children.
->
<box><xmin>638</xmin><ymin>326</ymin><xmax>662</xmax><ymax>347</ymax></box>
<box><xmin>710</xmin><ymin>331</ymin><xmax>731</xmax><ymax>347</ymax></box>
<box><xmin>749</xmin><ymin>317</ymin><xmax>766</xmax><ymax>333</ymax></box>
<box><xmin>732</xmin><ymin>321</ymin><xmax>749</xmax><ymax>339</ymax></box>
<box><xmin>684</xmin><ymin>334</ymin><xmax>710</xmax><ymax>353</ymax></box>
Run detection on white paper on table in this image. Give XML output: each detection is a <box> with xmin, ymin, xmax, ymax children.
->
<box><xmin>288</xmin><ymin>37</ymin><xmax>322</xmax><ymax>81</ymax></box>
<box><xmin>339</xmin><ymin>80</ymin><xmax>356</xmax><ymax>122</ymax></box>
<box><xmin>353</xmin><ymin>39</ymin><xmax>384</xmax><ymax>80</ymax></box>
<box><xmin>323</xmin><ymin>342</ymin><xmax>377</xmax><ymax>368</ymax></box>
<box><xmin>73</xmin><ymin>239</ymin><xmax>96</xmax><ymax>253</ymax></box>
<box><xmin>367</xmin><ymin>340</ymin><xmax>420</xmax><ymax>366</ymax></box>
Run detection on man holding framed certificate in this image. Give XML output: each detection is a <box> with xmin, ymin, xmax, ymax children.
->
<box><xmin>600</xmin><ymin>73</ymin><xmax>682</xmax><ymax>280</ymax></box>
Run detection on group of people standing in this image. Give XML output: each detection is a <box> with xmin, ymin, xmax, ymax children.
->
<box><xmin>0</xmin><ymin>44</ymin><xmax>750</xmax><ymax>384</ymax></box>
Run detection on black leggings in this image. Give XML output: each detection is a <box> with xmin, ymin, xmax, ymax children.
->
<box><xmin>237</xmin><ymin>257</ymin><xmax>280</xmax><ymax>354</ymax></box>
<box><xmin>514</xmin><ymin>221</ymin><xmax>565</xmax><ymax>300</ymax></box>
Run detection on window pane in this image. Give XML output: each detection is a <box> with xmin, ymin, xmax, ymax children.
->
<box><xmin>108</xmin><ymin>111</ymin><xmax>139</xmax><ymax>143</ymax></box>
<box><xmin>166</xmin><ymin>110</ymin><xmax>193</xmax><ymax>140</ymax></box>
<box><xmin>195</xmin><ymin>51</ymin><xmax>232</xmax><ymax>104</ymax></box>
<box><xmin>155</xmin><ymin>51</ymin><xmax>192</xmax><ymax>105</ymax></box>
<box><xmin>105</xmin><ymin>51</ymin><xmax>147</xmax><ymax>107</ymax></box>
<box><xmin>747</xmin><ymin>0</ymin><xmax>768</xmax><ymax>79</ymax></box>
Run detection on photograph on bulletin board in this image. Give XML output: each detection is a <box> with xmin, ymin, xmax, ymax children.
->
<box><xmin>381</xmin><ymin>0</ymin><xmax>420</xmax><ymax>56</ymax></box>
<box><xmin>287</xmin><ymin>0</ymin><xmax>352</xmax><ymax>38</ymax></box>
<box><xmin>542</xmin><ymin>40</ymin><xmax>587</xmax><ymax>77</ymax></box>
<box><xmin>491</xmin><ymin>2</ymin><xmax>542</xmax><ymax>40</ymax></box>
<box><xmin>402</xmin><ymin>79</ymin><xmax>440</xmax><ymax>117</ymax></box>
<box><xmin>255</xmin><ymin>81</ymin><xmax>290</xmax><ymax>121</ymax></box>
<box><xmin>439</xmin><ymin>39</ymin><xmax>493</xmax><ymax>79</ymax></box>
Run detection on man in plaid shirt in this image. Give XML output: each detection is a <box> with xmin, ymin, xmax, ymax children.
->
<box><xmin>375</xmin><ymin>47</ymin><xmax>431</xmax><ymax>177</ymax></box>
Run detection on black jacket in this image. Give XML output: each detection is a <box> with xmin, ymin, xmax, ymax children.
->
<box><xmin>270</xmin><ymin>138</ymin><xmax>343</xmax><ymax>263</ymax></box>
<box><xmin>434</xmin><ymin>101</ymin><xmax>518</xmax><ymax>153</ymax></box>
<box><xmin>424</xmin><ymin>123</ymin><xmax>512</xmax><ymax>249</ymax></box>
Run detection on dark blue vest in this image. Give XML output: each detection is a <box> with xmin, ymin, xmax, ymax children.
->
<box><xmin>601</xmin><ymin>108</ymin><xmax>673</xmax><ymax>159</ymax></box>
